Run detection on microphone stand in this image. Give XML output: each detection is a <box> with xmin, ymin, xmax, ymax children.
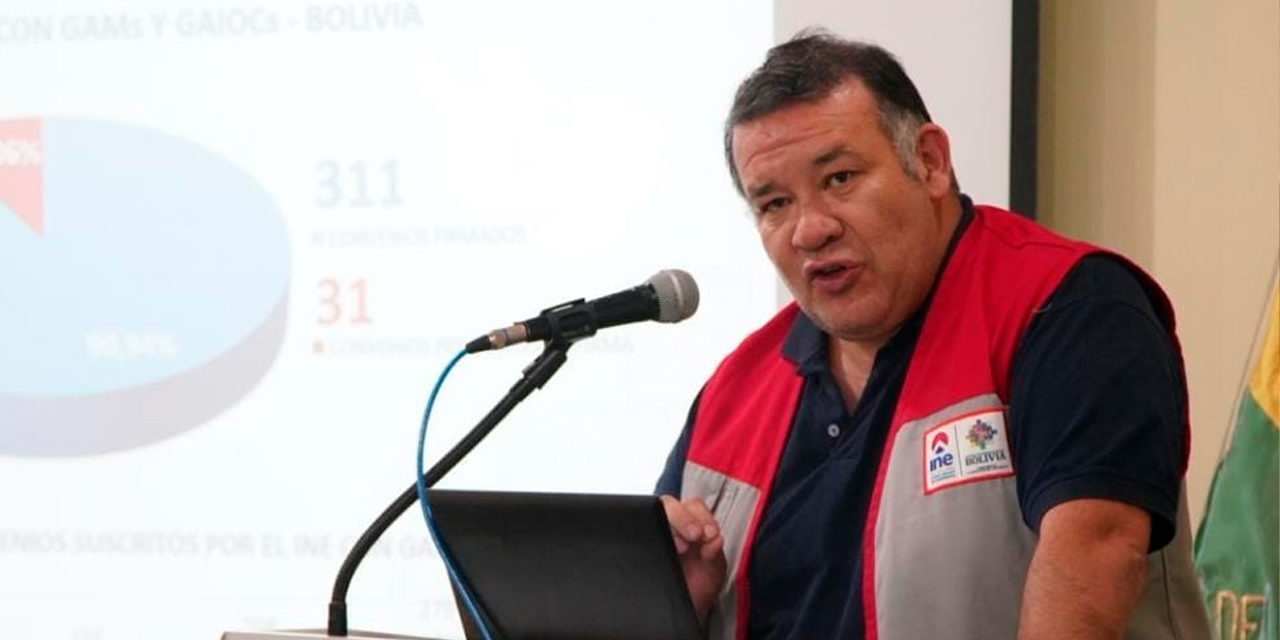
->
<box><xmin>327</xmin><ymin>339</ymin><xmax>573</xmax><ymax>636</ymax></box>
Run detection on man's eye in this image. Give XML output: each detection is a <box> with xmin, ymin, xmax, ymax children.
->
<box><xmin>825</xmin><ymin>170</ymin><xmax>856</xmax><ymax>187</ymax></box>
<box><xmin>757</xmin><ymin>197</ymin><xmax>789</xmax><ymax>214</ymax></box>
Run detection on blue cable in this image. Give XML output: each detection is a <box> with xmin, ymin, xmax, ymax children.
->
<box><xmin>415</xmin><ymin>348</ymin><xmax>496</xmax><ymax>640</ymax></box>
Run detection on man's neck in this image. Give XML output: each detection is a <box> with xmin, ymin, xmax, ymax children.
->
<box><xmin>827</xmin><ymin>336</ymin><xmax>881</xmax><ymax>412</ymax></box>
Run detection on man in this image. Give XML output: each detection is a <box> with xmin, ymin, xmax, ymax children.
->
<box><xmin>656</xmin><ymin>32</ymin><xmax>1211</xmax><ymax>640</ymax></box>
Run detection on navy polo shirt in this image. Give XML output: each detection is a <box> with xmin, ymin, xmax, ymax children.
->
<box><xmin>655</xmin><ymin>199</ymin><xmax>1186</xmax><ymax>640</ymax></box>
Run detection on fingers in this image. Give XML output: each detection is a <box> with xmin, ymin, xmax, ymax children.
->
<box><xmin>660</xmin><ymin>495</ymin><xmax>729</xmax><ymax>624</ymax></box>
<box><xmin>660</xmin><ymin>495</ymin><xmax>694</xmax><ymax>552</ymax></box>
<box><xmin>660</xmin><ymin>495</ymin><xmax>722</xmax><ymax>554</ymax></box>
<box><xmin>699</xmin><ymin>529</ymin><xmax>725</xmax><ymax>561</ymax></box>
<box><xmin>661</xmin><ymin>495</ymin><xmax>718</xmax><ymax>540</ymax></box>
<box><xmin>683</xmin><ymin>498</ymin><xmax>721</xmax><ymax>541</ymax></box>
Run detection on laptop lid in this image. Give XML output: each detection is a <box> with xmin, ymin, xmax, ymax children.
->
<box><xmin>426</xmin><ymin>490</ymin><xmax>702</xmax><ymax>640</ymax></box>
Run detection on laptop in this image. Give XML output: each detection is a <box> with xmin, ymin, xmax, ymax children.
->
<box><xmin>426</xmin><ymin>490</ymin><xmax>703</xmax><ymax>640</ymax></box>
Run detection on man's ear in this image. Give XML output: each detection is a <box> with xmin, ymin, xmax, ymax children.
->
<box><xmin>915</xmin><ymin>123</ymin><xmax>954</xmax><ymax>198</ymax></box>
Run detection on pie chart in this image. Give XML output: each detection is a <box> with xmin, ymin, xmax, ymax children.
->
<box><xmin>0</xmin><ymin>117</ymin><xmax>290</xmax><ymax>456</ymax></box>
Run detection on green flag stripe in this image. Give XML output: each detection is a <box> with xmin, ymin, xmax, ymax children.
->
<box><xmin>1196</xmin><ymin>391</ymin><xmax>1279</xmax><ymax>639</ymax></box>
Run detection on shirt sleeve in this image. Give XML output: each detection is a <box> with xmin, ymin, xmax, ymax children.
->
<box><xmin>654</xmin><ymin>389</ymin><xmax>702</xmax><ymax>496</ymax></box>
<box><xmin>1008</xmin><ymin>255</ymin><xmax>1186</xmax><ymax>551</ymax></box>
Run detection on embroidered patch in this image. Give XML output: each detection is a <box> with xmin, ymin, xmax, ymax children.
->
<box><xmin>922</xmin><ymin>408</ymin><xmax>1014</xmax><ymax>494</ymax></box>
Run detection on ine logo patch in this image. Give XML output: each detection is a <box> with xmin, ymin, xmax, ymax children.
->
<box><xmin>931</xmin><ymin>431</ymin><xmax>950</xmax><ymax>453</ymax></box>
<box><xmin>922</xmin><ymin>408</ymin><xmax>1014</xmax><ymax>494</ymax></box>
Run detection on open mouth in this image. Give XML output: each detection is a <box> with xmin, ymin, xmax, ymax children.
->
<box><xmin>812</xmin><ymin>264</ymin><xmax>847</xmax><ymax>278</ymax></box>
<box><xmin>804</xmin><ymin>261</ymin><xmax>860</xmax><ymax>292</ymax></box>
<box><xmin>805</xmin><ymin>261</ymin><xmax>853</xmax><ymax>280</ymax></box>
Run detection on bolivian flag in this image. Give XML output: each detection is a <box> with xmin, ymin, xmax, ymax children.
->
<box><xmin>1196</xmin><ymin>275</ymin><xmax>1279</xmax><ymax>640</ymax></box>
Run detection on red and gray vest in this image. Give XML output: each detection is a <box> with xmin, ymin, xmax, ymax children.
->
<box><xmin>681</xmin><ymin>205</ymin><xmax>1211</xmax><ymax>640</ymax></box>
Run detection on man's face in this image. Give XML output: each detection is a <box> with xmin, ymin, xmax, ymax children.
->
<box><xmin>731</xmin><ymin>78</ymin><xmax>955</xmax><ymax>346</ymax></box>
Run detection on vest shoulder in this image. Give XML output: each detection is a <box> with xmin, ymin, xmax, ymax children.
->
<box><xmin>972</xmin><ymin>205</ymin><xmax>1098</xmax><ymax>256</ymax></box>
<box><xmin>969</xmin><ymin>205</ymin><xmax>1175</xmax><ymax>324</ymax></box>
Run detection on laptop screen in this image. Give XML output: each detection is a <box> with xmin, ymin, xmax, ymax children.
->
<box><xmin>427</xmin><ymin>490</ymin><xmax>703</xmax><ymax>640</ymax></box>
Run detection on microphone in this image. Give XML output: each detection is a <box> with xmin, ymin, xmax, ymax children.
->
<box><xmin>465</xmin><ymin>269</ymin><xmax>699</xmax><ymax>353</ymax></box>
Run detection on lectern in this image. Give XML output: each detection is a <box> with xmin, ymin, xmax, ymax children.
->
<box><xmin>222</xmin><ymin>631</ymin><xmax>438</xmax><ymax>640</ymax></box>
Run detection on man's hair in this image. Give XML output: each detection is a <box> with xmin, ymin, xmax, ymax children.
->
<box><xmin>725</xmin><ymin>30</ymin><xmax>952</xmax><ymax>196</ymax></box>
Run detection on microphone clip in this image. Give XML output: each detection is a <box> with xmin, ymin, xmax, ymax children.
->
<box><xmin>538</xmin><ymin>297</ymin><xmax>598</xmax><ymax>345</ymax></box>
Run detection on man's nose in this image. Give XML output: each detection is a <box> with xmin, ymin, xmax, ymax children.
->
<box><xmin>790</xmin><ymin>200</ymin><xmax>842</xmax><ymax>252</ymax></box>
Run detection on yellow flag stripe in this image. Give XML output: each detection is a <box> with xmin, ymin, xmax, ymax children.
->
<box><xmin>1247</xmin><ymin>281</ymin><xmax>1279</xmax><ymax>428</ymax></box>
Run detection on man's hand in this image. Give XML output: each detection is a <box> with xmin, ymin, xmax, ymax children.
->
<box><xmin>1017</xmin><ymin>498</ymin><xmax>1151</xmax><ymax>640</ymax></box>
<box><xmin>661</xmin><ymin>495</ymin><xmax>728</xmax><ymax>625</ymax></box>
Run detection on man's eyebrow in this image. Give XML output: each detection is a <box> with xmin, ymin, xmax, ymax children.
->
<box><xmin>748</xmin><ymin>181</ymin><xmax>777</xmax><ymax>199</ymax></box>
<box><xmin>745</xmin><ymin>146</ymin><xmax>855</xmax><ymax>198</ymax></box>
<box><xmin>814</xmin><ymin>146</ymin><xmax>852</xmax><ymax>167</ymax></box>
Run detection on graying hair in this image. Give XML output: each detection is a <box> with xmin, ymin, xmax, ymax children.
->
<box><xmin>725</xmin><ymin>29</ymin><xmax>958</xmax><ymax>195</ymax></box>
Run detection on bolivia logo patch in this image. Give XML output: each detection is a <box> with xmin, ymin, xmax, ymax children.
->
<box><xmin>923</xmin><ymin>408</ymin><xmax>1014</xmax><ymax>494</ymax></box>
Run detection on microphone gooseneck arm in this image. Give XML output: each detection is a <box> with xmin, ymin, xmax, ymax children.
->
<box><xmin>327</xmin><ymin>340</ymin><xmax>573</xmax><ymax>636</ymax></box>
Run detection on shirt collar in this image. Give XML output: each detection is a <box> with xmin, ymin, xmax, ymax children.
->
<box><xmin>780</xmin><ymin>194</ymin><xmax>976</xmax><ymax>374</ymax></box>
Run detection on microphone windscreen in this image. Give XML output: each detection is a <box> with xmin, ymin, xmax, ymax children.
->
<box><xmin>647</xmin><ymin>269</ymin><xmax>699</xmax><ymax>323</ymax></box>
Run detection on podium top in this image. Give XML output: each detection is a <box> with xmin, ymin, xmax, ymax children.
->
<box><xmin>222</xmin><ymin>631</ymin><xmax>445</xmax><ymax>640</ymax></box>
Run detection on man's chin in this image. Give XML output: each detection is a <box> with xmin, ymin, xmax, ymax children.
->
<box><xmin>806</xmin><ymin>309</ymin><xmax>894</xmax><ymax>347</ymax></box>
